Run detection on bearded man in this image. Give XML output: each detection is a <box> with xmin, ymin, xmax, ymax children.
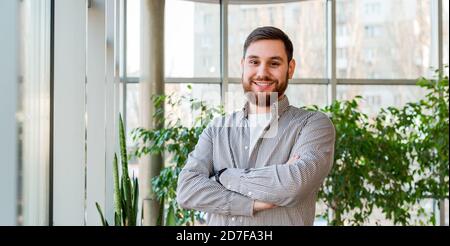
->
<box><xmin>177</xmin><ymin>26</ymin><xmax>336</xmax><ymax>226</ymax></box>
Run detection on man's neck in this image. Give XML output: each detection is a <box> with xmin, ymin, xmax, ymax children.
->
<box><xmin>248</xmin><ymin>94</ymin><xmax>284</xmax><ymax>114</ymax></box>
<box><xmin>249</xmin><ymin>104</ymin><xmax>270</xmax><ymax>114</ymax></box>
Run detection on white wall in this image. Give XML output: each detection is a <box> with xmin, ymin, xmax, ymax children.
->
<box><xmin>0</xmin><ymin>0</ymin><xmax>19</xmax><ymax>226</ymax></box>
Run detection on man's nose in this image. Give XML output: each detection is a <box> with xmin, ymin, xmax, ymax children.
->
<box><xmin>255</xmin><ymin>63</ymin><xmax>270</xmax><ymax>78</ymax></box>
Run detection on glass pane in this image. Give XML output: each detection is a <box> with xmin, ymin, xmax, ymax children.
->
<box><xmin>125</xmin><ymin>83</ymin><xmax>140</xmax><ymax>171</ymax></box>
<box><xmin>126</xmin><ymin>83</ymin><xmax>140</xmax><ymax>147</ymax></box>
<box><xmin>336</xmin><ymin>0</ymin><xmax>432</xmax><ymax>79</ymax></box>
<box><xmin>285</xmin><ymin>84</ymin><xmax>328</xmax><ymax>109</ymax></box>
<box><xmin>227</xmin><ymin>83</ymin><xmax>327</xmax><ymax>112</ymax></box>
<box><xmin>18</xmin><ymin>0</ymin><xmax>51</xmax><ymax>225</ymax></box>
<box><xmin>165</xmin><ymin>83</ymin><xmax>221</xmax><ymax>126</ymax></box>
<box><xmin>444</xmin><ymin>0</ymin><xmax>449</xmax><ymax>75</ymax></box>
<box><xmin>226</xmin><ymin>84</ymin><xmax>247</xmax><ymax>112</ymax></box>
<box><xmin>228</xmin><ymin>1</ymin><xmax>326</xmax><ymax>78</ymax></box>
<box><xmin>125</xmin><ymin>83</ymin><xmax>221</xmax><ymax>169</ymax></box>
<box><xmin>362</xmin><ymin>199</ymin><xmax>436</xmax><ymax>225</ymax></box>
<box><xmin>337</xmin><ymin>85</ymin><xmax>428</xmax><ymax>119</ymax></box>
<box><xmin>165</xmin><ymin>0</ymin><xmax>220</xmax><ymax>77</ymax></box>
<box><xmin>126</xmin><ymin>0</ymin><xmax>140</xmax><ymax>77</ymax></box>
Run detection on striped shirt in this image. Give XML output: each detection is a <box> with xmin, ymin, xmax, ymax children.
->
<box><xmin>176</xmin><ymin>95</ymin><xmax>336</xmax><ymax>226</ymax></box>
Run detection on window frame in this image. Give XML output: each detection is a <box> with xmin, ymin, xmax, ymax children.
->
<box><xmin>120</xmin><ymin>0</ymin><xmax>448</xmax><ymax>225</ymax></box>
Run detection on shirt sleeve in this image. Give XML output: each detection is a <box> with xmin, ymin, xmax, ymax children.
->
<box><xmin>176</xmin><ymin>119</ymin><xmax>255</xmax><ymax>217</ymax></box>
<box><xmin>219</xmin><ymin>112</ymin><xmax>335</xmax><ymax>207</ymax></box>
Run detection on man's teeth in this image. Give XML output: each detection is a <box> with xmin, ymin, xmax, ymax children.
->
<box><xmin>254</xmin><ymin>82</ymin><xmax>273</xmax><ymax>85</ymax></box>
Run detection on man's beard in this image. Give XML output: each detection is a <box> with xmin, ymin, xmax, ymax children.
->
<box><xmin>242</xmin><ymin>72</ymin><xmax>289</xmax><ymax>107</ymax></box>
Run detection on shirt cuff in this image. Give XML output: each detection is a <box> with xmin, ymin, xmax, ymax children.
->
<box><xmin>219</xmin><ymin>168</ymin><xmax>246</xmax><ymax>194</ymax></box>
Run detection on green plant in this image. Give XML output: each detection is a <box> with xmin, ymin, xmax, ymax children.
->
<box><xmin>309</xmin><ymin>97</ymin><xmax>376</xmax><ymax>225</ymax></box>
<box><xmin>313</xmin><ymin>96</ymin><xmax>417</xmax><ymax>225</ymax></box>
<box><xmin>96</xmin><ymin>114</ymin><xmax>140</xmax><ymax>226</ymax></box>
<box><xmin>313</xmin><ymin>67</ymin><xmax>448</xmax><ymax>225</ymax></box>
<box><xmin>131</xmin><ymin>68</ymin><xmax>448</xmax><ymax>226</ymax></box>
<box><xmin>411</xmin><ymin>68</ymin><xmax>449</xmax><ymax>203</ymax></box>
<box><xmin>132</xmin><ymin>87</ymin><xmax>224</xmax><ymax>225</ymax></box>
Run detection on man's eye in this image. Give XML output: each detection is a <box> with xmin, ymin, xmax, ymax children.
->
<box><xmin>249</xmin><ymin>60</ymin><xmax>259</xmax><ymax>65</ymax></box>
<box><xmin>271</xmin><ymin>63</ymin><xmax>280</xmax><ymax>67</ymax></box>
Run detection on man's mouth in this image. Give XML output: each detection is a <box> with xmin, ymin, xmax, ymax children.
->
<box><xmin>253</xmin><ymin>81</ymin><xmax>274</xmax><ymax>85</ymax></box>
<box><xmin>252</xmin><ymin>81</ymin><xmax>275</xmax><ymax>91</ymax></box>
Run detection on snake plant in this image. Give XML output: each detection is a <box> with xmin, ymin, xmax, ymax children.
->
<box><xmin>96</xmin><ymin>114</ymin><xmax>140</xmax><ymax>226</ymax></box>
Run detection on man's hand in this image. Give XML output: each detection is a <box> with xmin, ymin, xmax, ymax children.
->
<box><xmin>253</xmin><ymin>200</ymin><xmax>278</xmax><ymax>213</ymax></box>
<box><xmin>251</xmin><ymin>155</ymin><xmax>299</xmax><ymax>213</ymax></box>
<box><xmin>287</xmin><ymin>154</ymin><xmax>300</xmax><ymax>164</ymax></box>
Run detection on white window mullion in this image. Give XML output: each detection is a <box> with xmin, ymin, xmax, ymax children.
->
<box><xmin>86</xmin><ymin>0</ymin><xmax>107</xmax><ymax>226</ymax></box>
<box><xmin>53</xmin><ymin>0</ymin><xmax>87</xmax><ymax>226</ymax></box>
<box><xmin>103</xmin><ymin>0</ymin><xmax>120</xmax><ymax>223</ymax></box>
<box><xmin>220</xmin><ymin>0</ymin><xmax>229</xmax><ymax>107</ymax></box>
<box><xmin>326</xmin><ymin>0</ymin><xmax>336</xmax><ymax>104</ymax></box>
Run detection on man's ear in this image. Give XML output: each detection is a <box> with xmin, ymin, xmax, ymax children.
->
<box><xmin>241</xmin><ymin>57</ymin><xmax>244</xmax><ymax>71</ymax></box>
<box><xmin>288</xmin><ymin>59</ymin><xmax>296</xmax><ymax>79</ymax></box>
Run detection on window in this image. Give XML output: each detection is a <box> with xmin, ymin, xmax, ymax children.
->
<box><xmin>284</xmin><ymin>84</ymin><xmax>328</xmax><ymax>109</ymax></box>
<box><xmin>165</xmin><ymin>83</ymin><xmax>221</xmax><ymax>126</ymax></box>
<box><xmin>364</xmin><ymin>2</ymin><xmax>381</xmax><ymax>16</ymax></box>
<box><xmin>336</xmin><ymin>24</ymin><xmax>348</xmax><ymax>37</ymax></box>
<box><xmin>336</xmin><ymin>0</ymin><xmax>433</xmax><ymax>79</ymax></box>
<box><xmin>126</xmin><ymin>0</ymin><xmax>140</xmax><ymax>77</ymax></box>
<box><xmin>364</xmin><ymin>24</ymin><xmax>381</xmax><ymax>38</ymax></box>
<box><xmin>165</xmin><ymin>0</ymin><xmax>220</xmax><ymax>78</ymax></box>
<box><xmin>125</xmin><ymin>82</ymin><xmax>220</xmax><ymax>168</ymax></box>
<box><xmin>228</xmin><ymin>1</ymin><xmax>326</xmax><ymax>79</ymax></box>
<box><xmin>337</xmin><ymin>85</ymin><xmax>428</xmax><ymax>119</ymax></box>
<box><xmin>121</xmin><ymin>0</ymin><xmax>448</xmax><ymax>226</ymax></box>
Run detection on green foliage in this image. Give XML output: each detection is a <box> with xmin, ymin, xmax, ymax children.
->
<box><xmin>132</xmin><ymin>89</ymin><xmax>224</xmax><ymax>225</ymax></box>
<box><xmin>313</xmin><ymin>67</ymin><xmax>448</xmax><ymax>225</ymax></box>
<box><xmin>96</xmin><ymin>114</ymin><xmax>140</xmax><ymax>226</ymax></box>
<box><xmin>132</xmin><ymin>68</ymin><xmax>448</xmax><ymax>226</ymax></box>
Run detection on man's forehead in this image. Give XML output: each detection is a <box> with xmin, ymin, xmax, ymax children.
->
<box><xmin>245</xmin><ymin>39</ymin><xmax>287</xmax><ymax>60</ymax></box>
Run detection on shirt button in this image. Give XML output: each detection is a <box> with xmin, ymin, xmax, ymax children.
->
<box><xmin>227</xmin><ymin>185</ymin><xmax>231</xmax><ymax>189</ymax></box>
<box><xmin>231</xmin><ymin>217</ymin><xmax>235</xmax><ymax>221</ymax></box>
<box><xmin>244</xmin><ymin>146</ymin><xmax>248</xmax><ymax>150</ymax></box>
<box><xmin>248</xmin><ymin>192</ymin><xmax>252</xmax><ymax>196</ymax></box>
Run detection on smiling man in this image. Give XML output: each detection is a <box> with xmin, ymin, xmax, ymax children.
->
<box><xmin>176</xmin><ymin>26</ymin><xmax>336</xmax><ymax>226</ymax></box>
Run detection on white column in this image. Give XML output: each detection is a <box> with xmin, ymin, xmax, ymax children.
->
<box><xmin>21</xmin><ymin>0</ymin><xmax>51</xmax><ymax>226</ymax></box>
<box><xmin>86</xmin><ymin>0</ymin><xmax>108</xmax><ymax>226</ymax></box>
<box><xmin>53</xmin><ymin>0</ymin><xmax>87</xmax><ymax>226</ymax></box>
<box><xmin>0</xmin><ymin>0</ymin><xmax>19</xmax><ymax>226</ymax></box>
<box><xmin>140</xmin><ymin>0</ymin><xmax>165</xmax><ymax>226</ymax></box>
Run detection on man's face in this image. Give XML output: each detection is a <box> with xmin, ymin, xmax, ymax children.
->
<box><xmin>241</xmin><ymin>39</ymin><xmax>296</xmax><ymax>107</ymax></box>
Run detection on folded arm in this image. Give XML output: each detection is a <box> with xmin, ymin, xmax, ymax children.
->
<box><xmin>176</xmin><ymin>120</ymin><xmax>254</xmax><ymax>217</ymax></box>
<box><xmin>219</xmin><ymin>112</ymin><xmax>335</xmax><ymax>207</ymax></box>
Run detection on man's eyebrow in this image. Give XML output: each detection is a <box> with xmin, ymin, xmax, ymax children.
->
<box><xmin>246</xmin><ymin>55</ymin><xmax>259</xmax><ymax>59</ymax></box>
<box><xmin>246</xmin><ymin>55</ymin><xmax>284</xmax><ymax>61</ymax></box>
<box><xmin>270</xmin><ymin>56</ymin><xmax>284</xmax><ymax>61</ymax></box>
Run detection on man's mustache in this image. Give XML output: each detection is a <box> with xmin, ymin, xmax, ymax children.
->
<box><xmin>251</xmin><ymin>76</ymin><xmax>276</xmax><ymax>82</ymax></box>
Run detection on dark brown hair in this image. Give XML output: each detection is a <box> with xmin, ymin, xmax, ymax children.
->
<box><xmin>243</xmin><ymin>26</ymin><xmax>294</xmax><ymax>62</ymax></box>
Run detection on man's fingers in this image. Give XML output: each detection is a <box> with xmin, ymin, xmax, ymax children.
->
<box><xmin>287</xmin><ymin>154</ymin><xmax>300</xmax><ymax>164</ymax></box>
<box><xmin>254</xmin><ymin>200</ymin><xmax>278</xmax><ymax>212</ymax></box>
